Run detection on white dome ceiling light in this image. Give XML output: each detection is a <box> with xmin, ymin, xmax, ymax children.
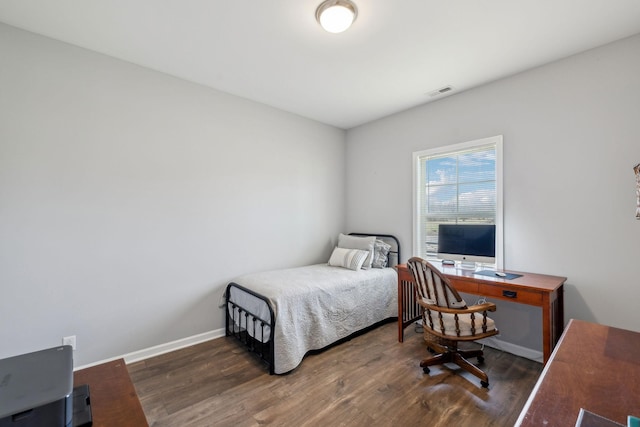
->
<box><xmin>315</xmin><ymin>0</ymin><xmax>358</xmax><ymax>34</ymax></box>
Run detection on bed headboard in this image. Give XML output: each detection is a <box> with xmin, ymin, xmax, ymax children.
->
<box><xmin>348</xmin><ymin>233</ymin><xmax>401</xmax><ymax>268</ymax></box>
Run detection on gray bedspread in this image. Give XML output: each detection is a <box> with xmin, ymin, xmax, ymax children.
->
<box><xmin>231</xmin><ymin>264</ymin><xmax>397</xmax><ymax>373</ymax></box>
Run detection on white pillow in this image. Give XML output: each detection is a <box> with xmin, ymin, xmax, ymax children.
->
<box><xmin>328</xmin><ymin>247</ymin><xmax>369</xmax><ymax>271</ymax></box>
<box><xmin>337</xmin><ymin>233</ymin><xmax>376</xmax><ymax>269</ymax></box>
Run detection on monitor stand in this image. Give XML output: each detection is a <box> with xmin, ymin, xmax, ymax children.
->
<box><xmin>460</xmin><ymin>261</ymin><xmax>477</xmax><ymax>271</ymax></box>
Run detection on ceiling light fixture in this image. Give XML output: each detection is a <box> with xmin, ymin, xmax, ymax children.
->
<box><xmin>316</xmin><ymin>0</ymin><xmax>358</xmax><ymax>34</ymax></box>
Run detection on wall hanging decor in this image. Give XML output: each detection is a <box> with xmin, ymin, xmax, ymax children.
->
<box><xmin>635</xmin><ymin>163</ymin><xmax>640</xmax><ymax>219</ymax></box>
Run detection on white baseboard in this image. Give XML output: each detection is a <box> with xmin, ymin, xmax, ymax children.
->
<box><xmin>74</xmin><ymin>328</ymin><xmax>226</xmax><ymax>371</ymax></box>
<box><xmin>479</xmin><ymin>336</ymin><xmax>543</xmax><ymax>363</ymax></box>
<box><xmin>74</xmin><ymin>327</ymin><xmax>542</xmax><ymax>371</ymax></box>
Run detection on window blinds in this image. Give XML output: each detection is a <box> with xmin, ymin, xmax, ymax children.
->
<box><xmin>417</xmin><ymin>144</ymin><xmax>497</xmax><ymax>258</ymax></box>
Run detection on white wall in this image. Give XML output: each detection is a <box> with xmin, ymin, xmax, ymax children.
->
<box><xmin>0</xmin><ymin>23</ymin><xmax>346</xmax><ymax>366</ymax></box>
<box><xmin>346</xmin><ymin>34</ymin><xmax>640</xmax><ymax>353</ymax></box>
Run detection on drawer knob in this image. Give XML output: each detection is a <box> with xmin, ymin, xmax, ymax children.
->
<box><xmin>503</xmin><ymin>290</ymin><xmax>517</xmax><ymax>298</ymax></box>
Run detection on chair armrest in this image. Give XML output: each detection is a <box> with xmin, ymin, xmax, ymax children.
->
<box><xmin>418</xmin><ymin>300</ymin><xmax>496</xmax><ymax>314</ymax></box>
<box><xmin>467</xmin><ymin>302</ymin><xmax>497</xmax><ymax>313</ymax></box>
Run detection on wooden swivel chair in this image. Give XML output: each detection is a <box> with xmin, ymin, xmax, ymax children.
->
<box><xmin>407</xmin><ymin>257</ymin><xmax>499</xmax><ymax>387</ymax></box>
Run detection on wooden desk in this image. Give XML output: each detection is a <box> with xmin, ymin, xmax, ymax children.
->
<box><xmin>73</xmin><ymin>359</ymin><xmax>148</xmax><ymax>427</ymax></box>
<box><xmin>397</xmin><ymin>263</ymin><xmax>566</xmax><ymax>363</ymax></box>
<box><xmin>516</xmin><ymin>319</ymin><xmax>640</xmax><ymax>426</ymax></box>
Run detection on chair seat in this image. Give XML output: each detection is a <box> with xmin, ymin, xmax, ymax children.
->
<box><xmin>424</xmin><ymin>311</ymin><xmax>496</xmax><ymax>337</ymax></box>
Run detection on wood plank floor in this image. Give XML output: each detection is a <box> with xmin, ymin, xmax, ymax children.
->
<box><xmin>128</xmin><ymin>321</ymin><xmax>543</xmax><ymax>427</ymax></box>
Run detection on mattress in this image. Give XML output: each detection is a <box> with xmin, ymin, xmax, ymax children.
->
<box><xmin>228</xmin><ymin>263</ymin><xmax>397</xmax><ymax>373</ymax></box>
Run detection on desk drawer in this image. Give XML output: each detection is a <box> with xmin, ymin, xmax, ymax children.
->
<box><xmin>478</xmin><ymin>284</ymin><xmax>542</xmax><ymax>305</ymax></box>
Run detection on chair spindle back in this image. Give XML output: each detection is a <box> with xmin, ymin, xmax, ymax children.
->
<box><xmin>407</xmin><ymin>257</ymin><xmax>467</xmax><ymax>309</ymax></box>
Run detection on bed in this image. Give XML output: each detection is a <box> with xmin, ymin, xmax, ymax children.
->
<box><xmin>225</xmin><ymin>233</ymin><xmax>400</xmax><ymax>374</ymax></box>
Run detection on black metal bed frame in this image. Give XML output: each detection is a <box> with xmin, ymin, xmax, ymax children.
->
<box><xmin>225</xmin><ymin>282</ymin><xmax>276</xmax><ymax>373</ymax></box>
<box><xmin>224</xmin><ymin>233</ymin><xmax>401</xmax><ymax>374</ymax></box>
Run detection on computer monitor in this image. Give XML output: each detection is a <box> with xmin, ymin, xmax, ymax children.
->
<box><xmin>437</xmin><ymin>224</ymin><xmax>496</xmax><ymax>266</ymax></box>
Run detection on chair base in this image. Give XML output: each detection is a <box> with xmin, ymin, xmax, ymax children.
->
<box><xmin>420</xmin><ymin>342</ymin><xmax>490</xmax><ymax>388</ymax></box>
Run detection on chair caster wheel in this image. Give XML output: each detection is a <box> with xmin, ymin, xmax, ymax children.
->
<box><xmin>477</xmin><ymin>356</ymin><xmax>484</xmax><ymax>363</ymax></box>
<box><xmin>423</xmin><ymin>367</ymin><xmax>430</xmax><ymax>374</ymax></box>
<box><xmin>481</xmin><ymin>381</ymin><xmax>489</xmax><ymax>388</ymax></box>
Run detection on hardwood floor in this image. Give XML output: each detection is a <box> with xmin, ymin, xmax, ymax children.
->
<box><xmin>128</xmin><ymin>321</ymin><xmax>542</xmax><ymax>426</ymax></box>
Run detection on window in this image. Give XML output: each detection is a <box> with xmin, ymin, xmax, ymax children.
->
<box><xmin>412</xmin><ymin>135</ymin><xmax>503</xmax><ymax>268</ymax></box>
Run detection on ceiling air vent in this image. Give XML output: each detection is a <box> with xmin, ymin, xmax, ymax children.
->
<box><xmin>427</xmin><ymin>86</ymin><xmax>454</xmax><ymax>97</ymax></box>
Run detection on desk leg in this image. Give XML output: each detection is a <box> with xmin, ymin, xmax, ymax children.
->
<box><xmin>398</xmin><ymin>278</ymin><xmax>405</xmax><ymax>342</ymax></box>
<box><xmin>541</xmin><ymin>294</ymin><xmax>552</xmax><ymax>363</ymax></box>
<box><xmin>555</xmin><ymin>286</ymin><xmax>564</xmax><ymax>342</ymax></box>
<box><xmin>397</xmin><ymin>270</ymin><xmax>422</xmax><ymax>343</ymax></box>
<box><xmin>541</xmin><ymin>287</ymin><xmax>564</xmax><ymax>364</ymax></box>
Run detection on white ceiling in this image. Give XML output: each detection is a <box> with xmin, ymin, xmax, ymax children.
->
<box><xmin>2</xmin><ymin>1</ymin><xmax>640</xmax><ymax>129</ymax></box>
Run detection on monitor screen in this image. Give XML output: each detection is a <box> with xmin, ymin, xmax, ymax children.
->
<box><xmin>437</xmin><ymin>224</ymin><xmax>496</xmax><ymax>265</ymax></box>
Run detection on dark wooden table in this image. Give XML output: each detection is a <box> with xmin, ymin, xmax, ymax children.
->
<box><xmin>516</xmin><ymin>319</ymin><xmax>640</xmax><ymax>426</ymax></box>
<box><xmin>73</xmin><ymin>358</ymin><xmax>148</xmax><ymax>427</ymax></box>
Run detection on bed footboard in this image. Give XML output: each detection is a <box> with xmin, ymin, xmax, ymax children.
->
<box><xmin>225</xmin><ymin>282</ymin><xmax>276</xmax><ymax>374</ymax></box>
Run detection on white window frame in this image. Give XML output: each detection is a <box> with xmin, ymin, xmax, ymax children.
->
<box><xmin>412</xmin><ymin>135</ymin><xmax>504</xmax><ymax>269</ymax></box>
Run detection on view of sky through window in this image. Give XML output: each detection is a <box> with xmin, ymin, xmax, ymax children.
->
<box><xmin>425</xmin><ymin>148</ymin><xmax>496</xmax><ymax>220</ymax></box>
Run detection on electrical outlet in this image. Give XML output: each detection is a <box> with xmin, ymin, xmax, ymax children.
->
<box><xmin>62</xmin><ymin>335</ymin><xmax>76</xmax><ymax>350</ymax></box>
